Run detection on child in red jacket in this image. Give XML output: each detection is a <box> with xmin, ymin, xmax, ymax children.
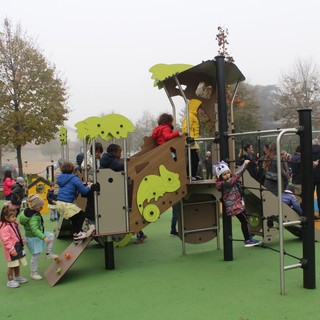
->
<box><xmin>0</xmin><ymin>205</ymin><xmax>28</xmax><ymax>288</ymax></box>
<box><xmin>152</xmin><ymin>113</ymin><xmax>182</xmax><ymax>145</ymax></box>
<box><xmin>152</xmin><ymin>113</ymin><xmax>182</xmax><ymax>237</ymax></box>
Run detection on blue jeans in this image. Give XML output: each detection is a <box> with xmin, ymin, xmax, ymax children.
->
<box><xmin>171</xmin><ymin>202</ymin><xmax>181</xmax><ymax>232</ymax></box>
<box><xmin>137</xmin><ymin>231</ymin><xmax>145</xmax><ymax>240</ymax></box>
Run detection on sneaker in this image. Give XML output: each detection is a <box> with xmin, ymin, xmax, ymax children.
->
<box><xmin>86</xmin><ymin>224</ymin><xmax>95</xmax><ymax>237</ymax></box>
<box><xmin>73</xmin><ymin>231</ymin><xmax>87</xmax><ymax>240</ymax></box>
<box><xmin>244</xmin><ymin>237</ymin><xmax>262</xmax><ymax>248</ymax></box>
<box><xmin>170</xmin><ymin>230</ymin><xmax>179</xmax><ymax>237</ymax></box>
<box><xmin>7</xmin><ymin>280</ymin><xmax>20</xmax><ymax>288</ymax></box>
<box><xmin>134</xmin><ymin>234</ymin><xmax>148</xmax><ymax>244</ymax></box>
<box><xmin>14</xmin><ymin>276</ymin><xmax>28</xmax><ymax>284</ymax></box>
<box><xmin>30</xmin><ymin>273</ymin><xmax>43</xmax><ymax>280</ymax></box>
<box><xmin>46</xmin><ymin>252</ymin><xmax>59</xmax><ymax>259</ymax></box>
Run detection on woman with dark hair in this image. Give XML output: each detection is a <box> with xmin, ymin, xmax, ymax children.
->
<box><xmin>3</xmin><ymin>170</ymin><xmax>15</xmax><ymax>201</ymax></box>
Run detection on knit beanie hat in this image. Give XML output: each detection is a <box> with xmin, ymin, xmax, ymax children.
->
<box><xmin>16</xmin><ymin>177</ymin><xmax>25</xmax><ymax>184</ymax></box>
<box><xmin>27</xmin><ymin>194</ymin><xmax>44</xmax><ymax>210</ymax></box>
<box><xmin>214</xmin><ymin>161</ymin><xmax>230</xmax><ymax>179</ymax></box>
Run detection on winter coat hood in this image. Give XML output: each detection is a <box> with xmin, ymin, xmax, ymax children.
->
<box><xmin>57</xmin><ymin>173</ymin><xmax>78</xmax><ymax>187</ymax></box>
<box><xmin>19</xmin><ymin>208</ymin><xmax>45</xmax><ymax>239</ymax></box>
<box><xmin>19</xmin><ymin>208</ymin><xmax>38</xmax><ymax>225</ymax></box>
<box><xmin>57</xmin><ymin>173</ymin><xmax>90</xmax><ymax>203</ymax></box>
<box><xmin>182</xmin><ymin>99</ymin><xmax>202</xmax><ymax>138</ymax></box>
<box><xmin>100</xmin><ymin>152</ymin><xmax>125</xmax><ymax>171</ymax></box>
<box><xmin>152</xmin><ymin>123</ymin><xmax>180</xmax><ymax>146</ymax></box>
<box><xmin>188</xmin><ymin>99</ymin><xmax>202</xmax><ymax>115</ymax></box>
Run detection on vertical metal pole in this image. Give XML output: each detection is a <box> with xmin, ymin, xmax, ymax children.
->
<box><xmin>174</xmin><ymin>75</ymin><xmax>192</xmax><ymax>182</ymax></box>
<box><xmin>83</xmin><ymin>136</ymin><xmax>88</xmax><ymax>182</ymax></box>
<box><xmin>277</xmin><ymin>129</ymin><xmax>296</xmax><ymax>294</ymax></box>
<box><xmin>60</xmin><ymin>145</ymin><xmax>65</xmax><ymax>162</ymax></box>
<box><xmin>51</xmin><ymin>164</ymin><xmax>54</xmax><ymax>182</ymax></box>
<box><xmin>66</xmin><ymin>140</ymin><xmax>69</xmax><ymax>161</ymax></box>
<box><xmin>215</xmin><ymin>55</ymin><xmax>232</xmax><ymax>261</ymax></box>
<box><xmin>163</xmin><ymin>85</ymin><xmax>177</xmax><ymax>128</ymax></box>
<box><xmin>299</xmin><ymin>108</ymin><xmax>316</xmax><ymax>289</ymax></box>
<box><xmin>181</xmin><ymin>200</ymin><xmax>186</xmax><ymax>255</ymax></box>
<box><xmin>105</xmin><ymin>236</ymin><xmax>115</xmax><ymax>270</ymax></box>
<box><xmin>123</xmin><ymin>138</ymin><xmax>130</xmax><ymax>231</ymax></box>
<box><xmin>215</xmin><ymin>199</ymin><xmax>221</xmax><ymax>250</ymax></box>
<box><xmin>91</xmin><ymin>138</ymin><xmax>100</xmax><ymax>235</ymax></box>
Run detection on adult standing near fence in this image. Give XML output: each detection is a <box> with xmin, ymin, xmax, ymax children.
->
<box><xmin>312</xmin><ymin>139</ymin><xmax>320</xmax><ymax>215</ymax></box>
<box><xmin>204</xmin><ymin>151</ymin><xmax>213</xmax><ymax>179</ymax></box>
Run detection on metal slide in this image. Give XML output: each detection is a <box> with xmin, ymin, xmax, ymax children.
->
<box><xmin>242</xmin><ymin>171</ymin><xmax>320</xmax><ymax>243</ymax></box>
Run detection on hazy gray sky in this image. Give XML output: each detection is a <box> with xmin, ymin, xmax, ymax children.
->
<box><xmin>3</xmin><ymin>0</ymin><xmax>319</xmax><ymax>129</ymax></box>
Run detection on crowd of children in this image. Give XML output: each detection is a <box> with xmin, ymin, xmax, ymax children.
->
<box><xmin>0</xmin><ymin>194</ymin><xmax>59</xmax><ymax>287</ymax></box>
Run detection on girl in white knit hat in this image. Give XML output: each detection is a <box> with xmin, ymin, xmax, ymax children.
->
<box><xmin>214</xmin><ymin>160</ymin><xmax>262</xmax><ymax>248</ymax></box>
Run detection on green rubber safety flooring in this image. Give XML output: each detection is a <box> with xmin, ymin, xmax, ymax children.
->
<box><xmin>0</xmin><ymin>200</ymin><xmax>319</xmax><ymax>320</ymax></box>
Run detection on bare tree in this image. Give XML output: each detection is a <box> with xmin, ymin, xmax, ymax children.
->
<box><xmin>276</xmin><ymin>58</ymin><xmax>320</xmax><ymax>128</ymax></box>
<box><xmin>132</xmin><ymin>111</ymin><xmax>157</xmax><ymax>152</ymax></box>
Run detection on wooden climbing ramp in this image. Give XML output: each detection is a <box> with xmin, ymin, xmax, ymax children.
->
<box><xmin>44</xmin><ymin>231</ymin><xmax>94</xmax><ymax>286</ymax></box>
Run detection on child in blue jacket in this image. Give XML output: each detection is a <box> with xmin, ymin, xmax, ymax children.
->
<box><xmin>56</xmin><ymin>161</ymin><xmax>93</xmax><ymax>241</ymax></box>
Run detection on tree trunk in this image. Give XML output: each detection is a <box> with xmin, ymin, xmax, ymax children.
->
<box><xmin>16</xmin><ymin>145</ymin><xmax>23</xmax><ymax>176</ymax></box>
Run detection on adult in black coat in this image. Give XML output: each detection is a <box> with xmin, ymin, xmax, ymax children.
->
<box><xmin>312</xmin><ymin>139</ymin><xmax>320</xmax><ymax>214</ymax></box>
<box><xmin>289</xmin><ymin>145</ymin><xmax>302</xmax><ymax>202</ymax></box>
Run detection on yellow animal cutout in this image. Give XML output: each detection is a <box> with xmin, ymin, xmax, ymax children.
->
<box><xmin>75</xmin><ymin>116</ymin><xmax>101</xmax><ymax>141</ymax></box>
<box><xmin>149</xmin><ymin>63</ymin><xmax>193</xmax><ymax>88</ymax></box>
<box><xmin>137</xmin><ymin>164</ymin><xmax>181</xmax><ymax>222</ymax></box>
<box><xmin>75</xmin><ymin>114</ymin><xmax>134</xmax><ymax>142</ymax></box>
<box><xmin>59</xmin><ymin>127</ymin><xmax>67</xmax><ymax>145</ymax></box>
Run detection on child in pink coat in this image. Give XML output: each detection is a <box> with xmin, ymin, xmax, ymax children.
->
<box><xmin>0</xmin><ymin>205</ymin><xmax>28</xmax><ymax>288</ymax></box>
<box><xmin>3</xmin><ymin>170</ymin><xmax>15</xmax><ymax>201</ymax></box>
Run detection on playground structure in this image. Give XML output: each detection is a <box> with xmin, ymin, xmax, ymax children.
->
<box><xmin>44</xmin><ymin>57</ymin><xmax>316</xmax><ymax>295</ymax></box>
<box><xmin>22</xmin><ymin>161</ymin><xmax>55</xmax><ymax>214</ymax></box>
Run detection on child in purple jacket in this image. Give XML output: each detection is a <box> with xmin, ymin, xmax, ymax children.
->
<box><xmin>215</xmin><ymin>160</ymin><xmax>261</xmax><ymax>248</ymax></box>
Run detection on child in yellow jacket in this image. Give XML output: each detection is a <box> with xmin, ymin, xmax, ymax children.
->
<box><xmin>182</xmin><ymin>99</ymin><xmax>202</xmax><ymax>180</ymax></box>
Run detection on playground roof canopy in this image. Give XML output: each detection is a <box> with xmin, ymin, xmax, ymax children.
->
<box><xmin>155</xmin><ymin>59</ymin><xmax>246</xmax><ymax>90</ymax></box>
